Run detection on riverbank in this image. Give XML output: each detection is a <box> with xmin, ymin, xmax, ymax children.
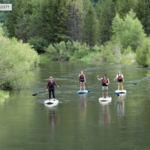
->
<box><xmin>40</xmin><ymin>51</ymin><xmax>136</xmax><ymax>65</ymax></box>
<box><xmin>0</xmin><ymin>90</ymin><xmax>9</xmax><ymax>102</ymax></box>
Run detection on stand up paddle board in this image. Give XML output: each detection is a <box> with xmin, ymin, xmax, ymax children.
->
<box><xmin>115</xmin><ymin>90</ymin><xmax>127</xmax><ymax>94</ymax></box>
<box><xmin>99</xmin><ymin>97</ymin><xmax>112</xmax><ymax>101</ymax></box>
<box><xmin>77</xmin><ymin>90</ymin><xmax>88</xmax><ymax>94</ymax></box>
<box><xmin>44</xmin><ymin>103</ymin><xmax>58</xmax><ymax>107</ymax></box>
<box><xmin>44</xmin><ymin>99</ymin><xmax>59</xmax><ymax>105</ymax></box>
<box><xmin>99</xmin><ymin>97</ymin><xmax>112</xmax><ymax>105</ymax></box>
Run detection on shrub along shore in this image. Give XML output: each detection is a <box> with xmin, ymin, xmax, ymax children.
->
<box><xmin>0</xmin><ymin>25</ymin><xmax>39</xmax><ymax>92</ymax></box>
<box><xmin>0</xmin><ymin>90</ymin><xmax>9</xmax><ymax>101</ymax></box>
<box><xmin>40</xmin><ymin>51</ymin><xmax>136</xmax><ymax>65</ymax></box>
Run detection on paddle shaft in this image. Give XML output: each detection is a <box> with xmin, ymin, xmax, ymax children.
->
<box><xmin>32</xmin><ymin>90</ymin><xmax>46</xmax><ymax>96</ymax></box>
<box><xmin>85</xmin><ymin>83</ymin><xmax>89</xmax><ymax>91</ymax></box>
<box><xmin>108</xmin><ymin>85</ymin><xmax>115</xmax><ymax>92</ymax></box>
<box><xmin>108</xmin><ymin>85</ymin><xmax>119</xmax><ymax>97</ymax></box>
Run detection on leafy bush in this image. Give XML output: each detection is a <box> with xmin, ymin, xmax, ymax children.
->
<box><xmin>136</xmin><ymin>38</ymin><xmax>150</xmax><ymax>67</ymax></box>
<box><xmin>28</xmin><ymin>37</ymin><xmax>49</xmax><ymax>54</ymax></box>
<box><xmin>0</xmin><ymin>25</ymin><xmax>39</xmax><ymax>90</ymax></box>
<box><xmin>112</xmin><ymin>10</ymin><xmax>146</xmax><ymax>52</ymax></box>
<box><xmin>0</xmin><ymin>90</ymin><xmax>9</xmax><ymax>101</ymax></box>
<box><xmin>99</xmin><ymin>42</ymin><xmax>118</xmax><ymax>62</ymax></box>
<box><xmin>73</xmin><ymin>42</ymin><xmax>90</xmax><ymax>59</ymax></box>
<box><xmin>46</xmin><ymin>41</ymin><xmax>90</xmax><ymax>60</ymax></box>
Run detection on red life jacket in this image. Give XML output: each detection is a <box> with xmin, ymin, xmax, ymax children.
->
<box><xmin>118</xmin><ymin>75</ymin><xmax>122</xmax><ymax>80</ymax></box>
<box><xmin>103</xmin><ymin>78</ymin><xmax>107</xmax><ymax>84</ymax></box>
<box><xmin>80</xmin><ymin>74</ymin><xmax>84</xmax><ymax>79</ymax></box>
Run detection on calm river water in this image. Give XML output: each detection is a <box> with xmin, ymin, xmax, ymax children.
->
<box><xmin>0</xmin><ymin>61</ymin><xmax>150</xmax><ymax>150</ymax></box>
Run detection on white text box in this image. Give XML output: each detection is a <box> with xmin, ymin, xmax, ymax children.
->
<box><xmin>0</xmin><ymin>4</ymin><xmax>12</xmax><ymax>11</ymax></box>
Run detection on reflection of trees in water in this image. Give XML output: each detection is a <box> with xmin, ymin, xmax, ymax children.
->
<box><xmin>116</xmin><ymin>95</ymin><xmax>125</xmax><ymax>117</ymax></box>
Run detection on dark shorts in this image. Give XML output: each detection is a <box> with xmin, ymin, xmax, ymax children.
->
<box><xmin>118</xmin><ymin>80</ymin><xmax>123</xmax><ymax>83</ymax></box>
<box><xmin>80</xmin><ymin>79</ymin><xmax>84</xmax><ymax>82</ymax></box>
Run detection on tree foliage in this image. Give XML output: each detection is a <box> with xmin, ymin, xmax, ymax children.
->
<box><xmin>135</xmin><ymin>0</ymin><xmax>150</xmax><ymax>36</ymax></box>
<box><xmin>136</xmin><ymin>38</ymin><xmax>150</xmax><ymax>67</ymax></box>
<box><xmin>112</xmin><ymin>10</ymin><xmax>145</xmax><ymax>52</ymax></box>
<box><xmin>46</xmin><ymin>41</ymin><xmax>90</xmax><ymax>59</ymax></box>
<box><xmin>96</xmin><ymin>0</ymin><xmax>115</xmax><ymax>43</ymax></box>
<box><xmin>83</xmin><ymin>3</ymin><xmax>98</xmax><ymax>49</ymax></box>
<box><xmin>28</xmin><ymin>37</ymin><xmax>49</xmax><ymax>54</ymax></box>
<box><xmin>115</xmin><ymin>0</ymin><xmax>138</xmax><ymax>18</ymax></box>
<box><xmin>0</xmin><ymin>25</ymin><xmax>39</xmax><ymax>90</ymax></box>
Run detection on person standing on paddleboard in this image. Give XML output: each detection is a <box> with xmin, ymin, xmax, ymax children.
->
<box><xmin>78</xmin><ymin>71</ymin><xmax>86</xmax><ymax>91</ymax></box>
<box><xmin>114</xmin><ymin>71</ymin><xmax>124</xmax><ymax>90</ymax></box>
<box><xmin>46</xmin><ymin>76</ymin><xmax>59</xmax><ymax>101</ymax></box>
<box><xmin>97</xmin><ymin>74</ymin><xmax>110</xmax><ymax>98</ymax></box>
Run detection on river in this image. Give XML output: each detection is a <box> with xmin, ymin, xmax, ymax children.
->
<box><xmin>0</xmin><ymin>61</ymin><xmax>150</xmax><ymax>150</ymax></box>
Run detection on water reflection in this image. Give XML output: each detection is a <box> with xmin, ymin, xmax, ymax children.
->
<box><xmin>99</xmin><ymin>101</ymin><xmax>111</xmax><ymax>125</ymax></box>
<box><xmin>116</xmin><ymin>94</ymin><xmax>126</xmax><ymax>117</ymax></box>
<box><xmin>46</xmin><ymin>106</ymin><xmax>58</xmax><ymax>132</ymax></box>
<box><xmin>78</xmin><ymin>94</ymin><xmax>87</xmax><ymax>120</ymax></box>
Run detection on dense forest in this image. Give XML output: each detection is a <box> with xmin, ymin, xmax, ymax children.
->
<box><xmin>0</xmin><ymin>0</ymin><xmax>150</xmax><ymax>66</ymax></box>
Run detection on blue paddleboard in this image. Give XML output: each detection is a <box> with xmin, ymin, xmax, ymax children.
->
<box><xmin>77</xmin><ymin>90</ymin><xmax>88</xmax><ymax>94</ymax></box>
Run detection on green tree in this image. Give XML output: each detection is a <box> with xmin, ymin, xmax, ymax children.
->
<box><xmin>65</xmin><ymin>0</ymin><xmax>84</xmax><ymax>42</ymax></box>
<box><xmin>136</xmin><ymin>38</ymin><xmax>150</xmax><ymax>67</ymax></box>
<box><xmin>40</xmin><ymin>0</ymin><xmax>69</xmax><ymax>43</ymax></box>
<box><xmin>135</xmin><ymin>0</ymin><xmax>150</xmax><ymax>36</ymax></box>
<box><xmin>115</xmin><ymin>0</ymin><xmax>138</xmax><ymax>19</ymax></box>
<box><xmin>51</xmin><ymin>0</ymin><xmax>69</xmax><ymax>43</ymax></box>
<box><xmin>5</xmin><ymin>0</ymin><xmax>32</xmax><ymax>38</ymax></box>
<box><xmin>112</xmin><ymin>10</ymin><xmax>146</xmax><ymax>52</ymax></box>
<box><xmin>27</xmin><ymin>0</ymin><xmax>45</xmax><ymax>38</ymax></box>
<box><xmin>83</xmin><ymin>3</ymin><xmax>98</xmax><ymax>49</ymax></box>
<box><xmin>0</xmin><ymin>24</ymin><xmax>39</xmax><ymax>90</ymax></box>
<box><xmin>28</xmin><ymin>36</ymin><xmax>49</xmax><ymax>54</ymax></box>
<box><xmin>96</xmin><ymin>0</ymin><xmax>115</xmax><ymax>43</ymax></box>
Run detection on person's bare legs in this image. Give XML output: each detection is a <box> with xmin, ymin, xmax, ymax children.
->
<box><xmin>118</xmin><ymin>82</ymin><xmax>120</xmax><ymax>90</ymax></box>
<box><xmin>80</xmin><ymin>82</ymin><xmax>82</xmax><ymax>91</ymax></box>
<box><xmin>102</xmin><ymin>91</ymin><xmax>104</xmax><ymax>97</ymax></box>
<box><xmin>83</xmin><ymin>82</ymin><xmax>85</xmax><ymax>90</ymax></box>
<box><xmin>121</xmin><ymin>82</ymin><xmax>124</xmax><ymax>90</ymax></box>
<box><xmin>106</xmin><ymin>90</ymin><xmax>108</xmax><ymax>98</ymax></box>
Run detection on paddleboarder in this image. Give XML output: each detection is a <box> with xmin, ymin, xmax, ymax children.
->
<box><xmin>46</xmin><ymin>76</ymin><xmax>59</xmax><ymax>101</ymax></box>
<box><xmin>114</xmin><ymin>71</ymin><xmax>124</xmax><ymax>90</ymax></box>
<box><xmin>78</xmin><ymin>71</ymin><xmax>86</xmax><ymax>91</ymax></box>
<box><xmin>97</xmin><ymin>74</ymin><xmax>110</xmax><ymax>98</ymax></box>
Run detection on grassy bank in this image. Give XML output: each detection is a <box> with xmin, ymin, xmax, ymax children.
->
<box><xmin>0</xmin><ymin>90</ymin><xmax>9</xmax><ymax>102</ymax></box>
<box><xmin>70</xmin><ymin>51</ymin><xmax>136</xmax><ymax>64</ymax></box>
<box><xmin>39</xmin><ymin>54</ymin><xmax>51</xmax><ymax>63</ymax></box>
<box><xmin>39</xmin><ymin>51</ymin><xmax>136</xmax><ymax>65</ymax></box>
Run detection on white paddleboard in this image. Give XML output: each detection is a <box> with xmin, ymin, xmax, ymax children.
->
<box><xmin>44</xmin><ymin>99</ymin><xmax>59</xmax><ymax>105</ymax></box>
<box><xmin>77</xmin><ymin>90</ymin><xmax>88</xmax><ymax>94</ymax></box>
<box><xmin>99</xmin><ymin>97</ymin><xmax>112</xmax><ymax>105</ymax></box>
<box><xmin>99</xmin><ymin>97</ymin><xmax>112</xmax><ymax>101</ymax></box>
<box><xmin>44</xmin><ymin>103</ymin><xmax>58</xmax><ymax>107</ymax></box>
<box><xmin>115</xmin><ymin>90</ymin><xmax>127</xmax><ymax>94</ymax></box>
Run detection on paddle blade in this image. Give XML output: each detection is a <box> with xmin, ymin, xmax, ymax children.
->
<box><xmin>132</xmin><ymin>83</ymin><xmax>137</xmax><ymax>85</ymax></box>
<box><xmin>88</xmin><ymin>90</ymin><xmax>90</xmax><ymax>93</ymax></box>
<box><xmin>115</xmin><ymin>92</ymin><xmax>119</xmax><ymax>97</ymax></box>
<box><xmin>32</xmin><ymin>94</ymin><xmax>37</xmax><ymax>96</ymax></box>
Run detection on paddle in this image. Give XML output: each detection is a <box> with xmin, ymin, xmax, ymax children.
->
<box><xmin>125</xmin><ymin>81</ymin><xmax>137</xmax><ymax>85</ymax></box>
<box><xmin>85</xmin><ymin>83</ymin><xmax>90</xmax><ymax>93</ymax></box>
<box><xmin>32</xmin><ymin>90</ymin><xmax>46</xmax><ymax>96</ymax></box>
<box><xmin>108</xmin><ymin>85</ymin><xmax>119</xmax><ymax>97</ymax></box>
